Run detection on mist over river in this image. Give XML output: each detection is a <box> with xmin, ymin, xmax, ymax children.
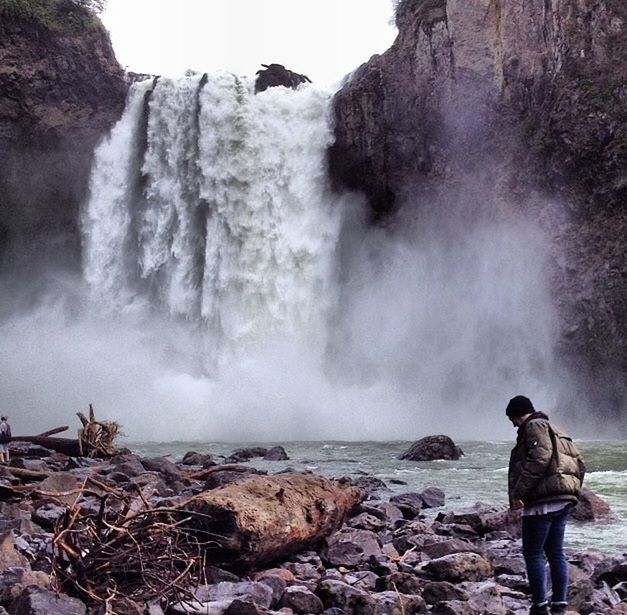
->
<box><xmin>0</xmin><ymin>75</ymin><xmax>601</xmax><ymax>441</ymax></box>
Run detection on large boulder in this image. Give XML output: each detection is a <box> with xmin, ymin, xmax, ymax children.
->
<box><xmin>572</xmin><ymin>489</ymin><xmax>616</xmax><ymax>521</ymax></box>
<box><xmin>399</xmin><ymin>436</ymin><xmax>463</xmax><ymax>461</ymax></box>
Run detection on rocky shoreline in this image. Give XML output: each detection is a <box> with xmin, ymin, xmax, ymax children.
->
<box><xmin>0</xmin><ymin>441</ymin><xmax>625</xmax><ymax>615</ymax></box>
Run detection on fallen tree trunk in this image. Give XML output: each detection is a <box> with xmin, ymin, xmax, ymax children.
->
<box><xmin>36</xmin><ymin>426</ymin><xmax>69</xmax><ymax>437</ymax></box>
<box><xmin>180</xmin><ymin>473</ymin><xmax>365</xmax><ymax>569</ymax></box>
<box><xmin>12</xmin><ymin>436</ymin><xmax>81</xmax><ymax>457</ymax></box>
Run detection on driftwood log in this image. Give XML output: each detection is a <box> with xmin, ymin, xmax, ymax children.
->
<box><xmin>13</xmin><ymin>404</ymin><xmax>120</xmax><ymax>458</ymax></box>
<box><xmin>180</xmin><ymin>473</ymin><xmax>365</xmax><ymax>568</ymax></box>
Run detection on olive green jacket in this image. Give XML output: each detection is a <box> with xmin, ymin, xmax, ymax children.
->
<box><xmin>508</xmin><ymin>412</ymin><xmax>586</xmax><ymax>507</ymax></box>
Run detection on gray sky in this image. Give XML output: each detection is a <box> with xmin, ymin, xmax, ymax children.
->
<box><xmin>101</xmin><ymin>0</ymin><xmax>398</xmax><ymax>88</ymax></box>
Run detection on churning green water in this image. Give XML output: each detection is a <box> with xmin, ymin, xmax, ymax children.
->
<box><xmin>129</xmin><ymin>440</ymin><xmax>627</xmax><ymax>555</ymax></box>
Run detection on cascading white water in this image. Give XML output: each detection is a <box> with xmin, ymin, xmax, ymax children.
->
<box><xmin>67</xmin><ymin>72</ymin><xmax>567</xmax><ymax>440</ymax></box>
<box><xmin>83</xmin><ymin>75</ymin><xmax>340</xmax><ymax>370</ymax></box>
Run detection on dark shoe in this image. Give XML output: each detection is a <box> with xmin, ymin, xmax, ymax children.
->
<box><xmin>529</xmin><ymin>606</ymin><xmax>550</xmax><ymax>615</ymax></box>
<box><xmin>550</xmin><ymin>603</ymin><xmax>568</xmax><ymax>614</ymax></box>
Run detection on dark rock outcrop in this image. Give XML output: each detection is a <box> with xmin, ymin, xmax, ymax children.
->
<box><xmin>329</xmin><ymin>0</ymin><xmax>627</xmax><ymax>422</ymax></box>
<box><xmin>399</xmin><ymin>436</ymin><xmax>463</xmax><ymax>461</ymax></box>
<box><xmin>0</xmin><ymin>11</ymin><xmax>127</xmax><ymax>277</ymax></box>
<box><xmin>254</xmin><ymin>63</ymin><xmax>311</xmax><ymax>93</ymax></box>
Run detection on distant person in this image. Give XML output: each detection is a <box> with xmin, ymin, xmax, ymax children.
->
<box><xmin>0</xmin><ymin>416</ymin><xmax>11</xmax><ymax>464</ymax></box>
<box><xmin>506</xmin><ymin>395</ymin><xmax>586</xmax><ymax>615</ymax></box>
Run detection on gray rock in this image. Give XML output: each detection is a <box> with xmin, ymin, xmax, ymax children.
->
<box><xmin>325</xmin><ymin>528</ymin><xmax>382</xmax><ymax>567</ymax></box>
<box><xmin>280</xmin><ymin>585</ymin><xmax>324</xmax><ymax>614</ymax></box>
<box><xmin>420</xmin><ymin>581</ymin><xmax>469</xmax><ymax>605</ymax></box>
<box><xmin>419</xmin><ymin>487</ymin><xmax>446</xmax><ymax>508</ymax></box>
<box><xmin>422</xmin><ymin>552</ymin><xmax>494</xmax><ymax>583</ymax></box>
<box><xmin>316</xmin><ymin>579</ymin><xmax>373</xmax><ymax>613</ymax></box>
<box><xmin>8</xmin><ymin>586</ymin><xmax>86</xmax><ymax>615</ymax></box>
<box><xmin>389</xmin><ymin>493</ymin><xmax>423</xmax><ymax>519</ymax></box>
<box><xmin>377</xmin><ymin>572</ymin><xmax>424</xmax><ymax>595</ymax></box>
<box><xmin>370</xmin><ymin>591</ymin><xmax>427</xmax><ymax>614</ymax></box>
<box><xmin>573</xmin><ymin>489</ymin><xmax>616</xmax><ymax>521</ymax></box>
<box><xmin>264</xmin><ymin>446</ymin><xmax>289</xmax><ymax>461</ymax></box>
<box><xmin>197</xmin><ymin>582</ymin><xmax>273</xmax><ymax>608</ymax></box>
<box><xmin>141</xmin><ymin>456</ymin><xmax>181</xmax><ymax>478</ymax></box>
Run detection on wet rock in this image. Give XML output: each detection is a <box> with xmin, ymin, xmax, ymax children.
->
<box><xmin>461</xmin><ymin>581</ymin><xmax>507</xmax><ymax>614</ymax></box>
<box><xmin>316</xmin><ymin>579</ymin><xmax>374</xmax><ymax>613</ymax></box>
<box><xmin>256</xmin><ymin>574</ymin><xmax>287</xmax><ymax>606</ymax></box>
<box><xmin>419</xmin><ymin>538</ymin><xmax>480</xmax><ymax>559</ymax></box>
<box><xmin>422</xmin><ymin>552</ymin><xmax>494</xmax><ymax>583</ymax></box>
<box><xmin>9</xmin><ymin>586</ymin><xmax>86</xmax><ymax>614</ymax></box>
<box><xmin>281</xmin><ymin>562</ymin><xmax>321</xmax><ymax>582</ymax></box>
<box><xmin>345</xmin><ymin>570</ymin><xmax>378</xmax><ymax>592</ymax></box>
<box><xmin>389</xmin><ymin>493</ymin><xmax>423</xmax><ymax>519</ymax></box>
<box><xmin>350</xmin><ymin>475</ymin><xmax>389</xmax><ymax>496</ymax></box>
<box><xmin>399</xmin><ymin>436</ymin><xmax>463</xmax><ymax>461</ymax></box>
<box><xmin>572</xmin><ymin>489</ymin><xmax>616</xmax><ymax>521</ymax></box>
<box><xmin>109</xmin><ymin>454</ymin><xmax>147</xmax><ymax>478</ymax></box>
<box><xmin>169</xmin><ymin>600</ymin><xmax>233</xmax><ymax>615</ymax></box>
<box><xmin>196</xmin><ymin>581</ymin><xmax>273</xmax><ymax>608</ymax></box>
<box><xmin>31</xmin><ymin>503</ymin><xmax>66</xmax><ymax>529</ymax></box>
<box><xmin>141</xmin><ymin>456</ymin><xmax>180</xmax><ymax>478</ymax></box>
<box><xmin>429</xmin><ymin>600</ymin><xmax>476</xmax><ymax>615</ymax></box>
<box><xmin>347</xmin><ymin>512</ymin><xmax>386</xmax><ymax>532</ymax></box>
<box><xmin>435</xmin><ymin>504</ymin><xmax>521</xmax><ymax>538</ymax></box>
<box><xmin>324</xmin><ymin>528</ymin><xmax>382</xmax><ymax>567</ymax></box>
<box><xmin>181</xmin><ymin>451</ymin><xmax>217</xmax><ymax>467</ymax></box>
<box><xmin>203</xmin><ymin>468</ymin><xmax>266</xmax><ymax>490</ymax></box>
<box><xmin>264</xmin><ymin>446</ymin><xmax>289</xmax><ymax>461</ymax></box>
<box><xmin>280</xmin><ymin>585</ymin><xmax>324</xmax><ymax>614</ymax></box>
<box><xmin>377</xmin><ymin>572</ymin><xmax>424</xmax><ymax>595</ymax></box>
<box><xmin>592</xmin><ymin>553</ymin><xmax>627</xmax><ymax>587</ymax></box>
<box><xmin>419</xmin><ymin>487</ymin><xmax>446</xmax><ymax>508</ymax></box>
<box><xmin>371</xmin><ymin>591</ymin><xmax>427</xmax><ymax>614</ymax></box>
<box><xmin>223</xmin><ymin>601</ymin><xmax>272</xmax><ymax>615</ymax></box>
<box><xmin>0</xmin><ymin>566</ymin><xmax>50</xmax><ymax>604</ymax></box>
<box><xmin>420</xmin><ymin>580</ymin><xmax>469</xmax><ymax>604</ymax></box>
<box><xmin>225</xmin><ymin>448</ymin><xmax>269</xmax><ymax>463</ymax></box>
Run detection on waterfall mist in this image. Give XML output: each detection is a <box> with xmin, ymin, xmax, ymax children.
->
<box><xmin>0</xmin><ymin>75</ymin><xmax>576</xmax><ymax>441</ymax></box>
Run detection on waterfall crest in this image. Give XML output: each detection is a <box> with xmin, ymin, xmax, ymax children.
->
<box><xmin>83</xmin><ymin>75</ymin><xmax>340</xmax><ymax>370</ymax></box>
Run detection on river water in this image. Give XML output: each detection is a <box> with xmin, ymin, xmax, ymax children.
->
<box><xmin>130</xmin><ymin>439</ymin><xmax>627</xmax><ymax>555</ymax></box>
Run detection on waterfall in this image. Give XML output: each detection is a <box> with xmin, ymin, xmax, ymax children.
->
<box><xmin>83</xmin><ymin>75</ymin><xmax>340</xmax><ymax>370</ymax></box>
<box><xmin>75</xmin><ymin>72</ymin><xmax>564</xmax><ymax>441</ymax></box>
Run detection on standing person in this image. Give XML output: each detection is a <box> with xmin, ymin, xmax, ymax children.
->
<box><xmin>506</xmin><ymin>395</ymin><xmax>585</xmax><ymax>615</ymax></box>
<box><xmin>0</xmin><ymin>416</ymin><xmax>11</xmax><ymax>464</ymax></box>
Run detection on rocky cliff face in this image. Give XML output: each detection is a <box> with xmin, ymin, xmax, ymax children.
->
<box><xmin>0</xmin><ymin>13</ymin><xmax>127</xmax><ymax>276</ymax></box>
<box><xmin>330</xmin><ymin>0</ymin><xmax>627</xmax><ymax>420</ymax></box>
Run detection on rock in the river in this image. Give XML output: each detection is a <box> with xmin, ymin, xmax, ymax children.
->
<box><xmin>399</xmin><ymin>436</ymin><xmax>463</xmax><ymax>461</ymax></box>
<box><xmin>572</xmin><ymin>488</ymin><xmax>616</xmax><ymax>521</ymax></box>
<box><xmin>263</xmin><ymin>446</ymin><xmax>289</xmax><ymax>461</ymax></box>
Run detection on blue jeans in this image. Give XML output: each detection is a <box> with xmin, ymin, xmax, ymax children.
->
<box><xmin>522</xmin><ymin>505</ymin><xmax>571</xmax><ymax>606</ymax></box>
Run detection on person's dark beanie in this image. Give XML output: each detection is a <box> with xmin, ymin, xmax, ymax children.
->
<box><xmin>505</xmin><ymin>395</ymin><xmax>535</xmax><ymax>417</ymax></box>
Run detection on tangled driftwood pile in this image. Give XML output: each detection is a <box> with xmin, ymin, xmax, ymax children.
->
<box><xmin>15</xmin><ymin>404</ymin><xmax>122</xmax><ymax>458</ymax></box>
<box><xmin>49</xmin><ymin>474</ymin><xmax>363</xmax><ymax>611</ymax></box>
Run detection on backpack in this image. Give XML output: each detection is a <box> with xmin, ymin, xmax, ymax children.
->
<box><xmin>0</xmin><ymin>422</ymin><xmax>10</xmax><ymax>444</ymax></box>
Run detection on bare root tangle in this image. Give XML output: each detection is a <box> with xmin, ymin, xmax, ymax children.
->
<box><xmin>77</xmin><ymin>403</ymin><xmax>122</xmax><ymax>458</ymax></box>
<box><xmin>51</xmin><ymin>479</ymin><xmax>222</xmax><ymax>610</ymax></box>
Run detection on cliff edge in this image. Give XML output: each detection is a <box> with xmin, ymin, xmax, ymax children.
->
<box><xmin>330</xmin><ymin>0</ymin><xmax>627</xmax><ymax>420</ymax></box>
<box><xmin>0</xmin><ymin>1</ymin><xmax>128</xmax><ymax>274</ymax></box>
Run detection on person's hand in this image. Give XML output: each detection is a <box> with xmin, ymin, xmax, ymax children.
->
<box><xmin>511</xmin><ymin>499</ymin><xmax>524</xmax><ymax>510</ymax></box>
